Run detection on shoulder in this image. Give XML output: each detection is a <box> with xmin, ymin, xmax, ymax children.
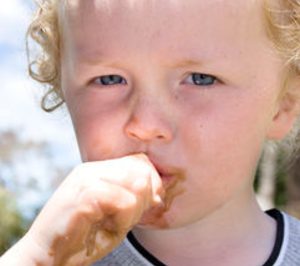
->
<box><xmin>279</xmin><ymin>211</ymin><xmax>300</xmax><ymax>266</ymax></box>
<box><xmin>284</xmin><ymin>212</ymin><xmax>300</xmax><ymax>249</ymax></box>
<box><xmin>285</xmin><ymin>212</ymin><xmax>300</xmax><ymax>232</ymax></box>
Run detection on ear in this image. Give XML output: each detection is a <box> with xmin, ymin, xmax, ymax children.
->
<box><xmin>266</xmin><ymin>93</ymin><xmax>299</xmax><ymax>140</ymax></box>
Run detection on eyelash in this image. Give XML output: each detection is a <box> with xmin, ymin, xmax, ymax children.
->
<box><xmin>185</xmin><ymin>73</ymin><xmax>217</xmax><ymax>86</ymax></box>
<box><xmin>92</xmin><ymin>73</ymin><xmax>217</xmax><ymax>87</ymax></box>
<box><xmin>93</xmin><ymin>75</ymin><xmax>127</xmax><ymax>86</ymax></box>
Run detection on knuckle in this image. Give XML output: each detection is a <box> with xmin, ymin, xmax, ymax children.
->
<box><xmin>132</xmin><ymin>176</ymin><xmax>151</xmax><ymax>195</ymax></box>
<box><xmin>124</xmin><ymin>154</ymin><xmax>151</xmax><ymax>169</ymax></box>
<box><xmin>132</xmin><ymin>159</ymin><xmax>152</xmax><ymax>178</ymax></box>
<box><xmin>77</xmin><ymin>188</ymin><xmax>100</xmax><ymax>213</ymax></box>
<box><xmin>118</xmin><ymin>192</ymin><xmax>138</xmax><ymax>211</ymax></box>
<box><xmin>111</xmin><ymin>187</ymin><xmax>136</xmax><ymax>210</ymax></box>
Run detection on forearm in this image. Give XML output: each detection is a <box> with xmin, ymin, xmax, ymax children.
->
<box><xmin>0</xmin><ymin>156</ymin><xmax>163</xmax><ymax>266</ymax></box>
<box><xmin>0</xmin><ymin>234</ymin><xmax>53</xmax><ymax>266</ymax></box>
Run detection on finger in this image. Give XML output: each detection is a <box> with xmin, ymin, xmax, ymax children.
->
<box><xmin>119</xmin><ymin>153</ymin><xmax>165</xmax><ymax>205</ymax></box>
<box><xmin>133</xmin><ymin>154</ymin><xmax>165</xmax><ymax>205</ymax></box>
<box><xmin>78</xmin><ymin>181</ymin><xmax>133</xmax><ymax>221</ymax></box>
<box><xmin>77</xmin><ymin>155</ymin><xmax>155</xmax><ymax>203</ymax></box>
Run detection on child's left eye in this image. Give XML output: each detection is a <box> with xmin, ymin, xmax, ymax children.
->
<box><xmin>185</xmin><ymin>73</ymin><xmax>217</xmax><ymax>86</ymax></box>
<box><xmin>93</xmin><ymin>75</ymin><xmax>127</xmax><ymax>86</ymax></box>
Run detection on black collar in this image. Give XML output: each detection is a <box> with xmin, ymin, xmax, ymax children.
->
<box><xmin>127</xmin><ymin>209</ymin><xmax>284</xmax><ymax>266</ymax></box>
<box><xmin>263</xmin><ymin>209</ymin><xmax>284</xmax><ymax>266</ymax></box>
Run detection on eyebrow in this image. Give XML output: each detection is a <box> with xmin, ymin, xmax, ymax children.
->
<box><xmin>79</xmin><ymin>54</ymin><xmax>126</xmax><ymax>68</ymax></box>
<box><xmin>163</xmin><ymin>59</ymin><xmax>203</xmax><ymax>69</ymax></box>
<box><xmin>80</xmin><ymin>55</ymin><xmax>203</xmax><ymax>70</ymax></box>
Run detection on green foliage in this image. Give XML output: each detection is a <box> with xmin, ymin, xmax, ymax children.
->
<box><xmin>253</xmin><ymin>162</ymin><xmax>261</xmax><ymax>192</ymax></box>
<box><xmin>274</xmin><ymin>150</ymin><xmax>287</xmax><ymax>207</ymax></box>
<box><xmin>0</xmin><ymin>188</ymin><xmax>26</xmax><ymax>255</ymax></box>
<box><xmin>254</xmin><ymin>148</ymin><xmax>288</xmax><ymax>208</ymax></box>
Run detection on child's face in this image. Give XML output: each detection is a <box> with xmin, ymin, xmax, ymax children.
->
<box><xmin>61</xmin><ymin>0</ymin><xmax>292</xmax><ymax>228</ymax></box>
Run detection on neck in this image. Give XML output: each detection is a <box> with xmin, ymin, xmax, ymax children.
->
<box><xmin>132</xmin><ymin>192</ymin><xmax>276</xmax><ymax>266</ymax></box>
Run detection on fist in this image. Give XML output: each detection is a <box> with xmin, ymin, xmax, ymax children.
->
<box><xmin>27</xmin><ymin>154</ymin><xmax>164</xmax><ymax>266</ymax></box>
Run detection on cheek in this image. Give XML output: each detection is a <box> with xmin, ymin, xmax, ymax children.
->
<box><xmin>65</xmin><ymin>91</ymin><xmax>130</xmax><ymax>161</ymax></box>
<box><xmin>169</xmin><ymin>102</ymin><xmax>266</xmax><ymax>225</ymax></box>
<box><xmin>179</xmin><ymin>91</ymin><xmax>273</xmax><ymax>186</ymax></box>
<box><xmin>76</xmin><ymin>119</ymin><xmax>119</xmax><ymax>161</ymax></box>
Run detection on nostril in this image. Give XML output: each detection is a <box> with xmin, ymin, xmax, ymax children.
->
<box><xmin>125</xmin><ymin>123</ymin><xmax>170</xmax><ymax>142</ymax></box>
<box><xmin>124</xmin><ymin>112</ymin><xmax>174</xmax><ymax>143</ymax></box>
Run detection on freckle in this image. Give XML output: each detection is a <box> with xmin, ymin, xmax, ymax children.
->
<box><xmin>130</xmin><ymin>115</ymin><xmax>140</xmax><ymax>125</ymax></box>
<box><xmin>174</xmin><ymin>93</ymin><xmax>179</xmax><ymax>100</ymax></box>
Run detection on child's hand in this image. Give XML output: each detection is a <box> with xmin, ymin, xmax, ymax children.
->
<box><xmin>24</xmin><ymin>154</ymin><xmax>164</xmax><ymax>266</ymax></box>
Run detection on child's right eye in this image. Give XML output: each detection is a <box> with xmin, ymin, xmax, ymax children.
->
<box><xmin>93</xmin><ymin>75</ymin><xmax>127</xmax><ymax>86</ymax></box>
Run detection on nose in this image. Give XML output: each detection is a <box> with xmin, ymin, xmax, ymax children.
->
<box><xmin>124</xmin><ymin>97</ymin><xmax>174</xmax><ymax>143</ymax></box>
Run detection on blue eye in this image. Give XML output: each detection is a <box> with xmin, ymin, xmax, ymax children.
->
<box><xmin>188</xmin><ymin>73</ymin><xmax>216</xmax><ymax>86</ymax></box>
<box><xmin>94</xmin><ymin>75</ymin><xmax>127</xmax><ymax>86</ymax></box>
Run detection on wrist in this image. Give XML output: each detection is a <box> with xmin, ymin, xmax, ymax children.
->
<box><xmin>0</xmin><ymin>233</ymin><xmax>54</xmax><ymax>266</ymax></box>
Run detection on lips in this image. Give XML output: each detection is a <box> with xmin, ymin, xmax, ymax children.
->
<box><xmin>149</xmin><ymin>158</ymin><xmax>174</xmax><ymax>175</ymax></box>
<box><xmin>142</xmin><ymin>158</ymin><xmax>186</xmax><ymax>221</ymax></box>
<box><xmin>151</xmin><ymin>161</ymin><xmax>172</xmax><ymax>176</ymax></box>
<box><xmin>149</xmin><ymin>159</ymin><xmax>181</xmax><ymax>188</ymax></box>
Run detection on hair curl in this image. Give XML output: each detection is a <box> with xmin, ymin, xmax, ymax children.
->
<box><xmin>26</xmin><ymin>0</ymin><xmax>62</xmax><ymax>112</ymax></box>
<box><xmin>264</xmin><ymin>0</ymin><xmax>300</xmax><ymax>99</ymax></box>
<box><xmin>262</xmin><ymin>0</ymin><xmax>300</xmax><ymax>159</ymax></box>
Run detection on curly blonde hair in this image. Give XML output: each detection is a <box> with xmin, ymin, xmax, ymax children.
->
<box><xmin>26</xmin><ymin>0</ymin><xmax>62</xmax><ymax>112</ymax></box>
<box><xmin>27</xmin><ymin>0</ymin><xmax>300</xmax><ymax>112</ymax></box>
<box><xmin>264</xmin><ymin>0</ymin><xmax>300</xmax><ymax>100</ymax></box>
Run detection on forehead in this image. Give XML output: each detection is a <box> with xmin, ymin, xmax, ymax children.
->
<box><xmin>60</xmin><ymin>0</ymin><xmax>272</xmax><ymax>69</ymax></box>
<box><xmin>62</xmin><ymin>0</ymin><xmax>264</xmax><ymax>29</ymax></box>
<box><xmin>64</xmin><ymin>0</ymin><xmax>261</xmax><ymax>12</ymax></box>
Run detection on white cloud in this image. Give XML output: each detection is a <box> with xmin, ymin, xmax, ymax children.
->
<box><xmin>0</xmin><ymin>0</ymin><xmax>32</xmax><ymax>47</ymax></box>
<box><xmin>0</xmin><ymin>0</ymin><xmax>79</xmax><ymax>154</ymax></box>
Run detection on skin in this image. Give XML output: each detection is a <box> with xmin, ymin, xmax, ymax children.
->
<box><xmin>58</xmin><ymin>0</ymin><xmax>297</xmax><ymax>264</ymax></box>
<box><xmin>1</xmin><ymin>0</ymin><xmax>299</xmax><ymax>265</ymax></box>
<box><xmin>62</xmin><ymin>0</ymin><xmax>290</xmax><ymax>226</ymax></box>
<box><xmin>0</xmin><ymin>154</ymin><xmax>164</xmax><ymax>265</ymax></box>
<box><xmin>61</xmin><ymin>0</ymin><xmax>280</xmax><ymax>227</ymax></box>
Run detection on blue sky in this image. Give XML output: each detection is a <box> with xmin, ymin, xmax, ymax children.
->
<box><xmin>0</xmin><ymin>0</ymin><xmax>79</xmax><ymax>149</ymax></box>
<box><xmin>0</xmin><ymin>0</ymin><xmax>80</xmax><ymax>218</ymax></box>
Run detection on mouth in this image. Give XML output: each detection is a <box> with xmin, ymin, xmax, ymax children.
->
<box><xmin>138</xmin><ymin>158</ymin><xmax>186</xmax><ymax>227</ymax></box>
<box><xmin>150</xmin><ymin>160</ymin><xmax>183</xmax><ymax>189</ymax></box>
<box><xmin>153</xmin><ymin>162</ymin><xmax>171</xmax><ymax>174</ymax></box>
<box><xmin>157</xmin><ymin>171</ymin><xmax>176</xmax><ymax>188</ymax></box>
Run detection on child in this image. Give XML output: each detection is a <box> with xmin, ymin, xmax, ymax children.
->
<box><xmin>1</xmin><ymin>0</ymin><xmax>300</xmax><ymax>265</ymax></box>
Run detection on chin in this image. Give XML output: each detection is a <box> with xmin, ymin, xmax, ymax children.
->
<box><xmin>136</xmin><ymin>209</ymin><xmax>190</xmax><ymax>230</ymax></box>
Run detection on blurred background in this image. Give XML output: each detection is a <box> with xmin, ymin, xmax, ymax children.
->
<box><xmin>0</xmin><ymin>0</ymin><xmax>80</xmax><ymax>253</ymax></box>
<box><xmin>1</xmin><ymin>0</ymin><xmax>300</xmax><ymax>256</ymax></box>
